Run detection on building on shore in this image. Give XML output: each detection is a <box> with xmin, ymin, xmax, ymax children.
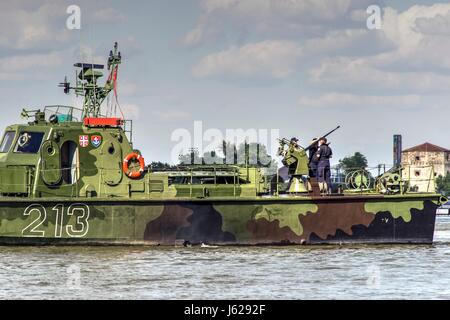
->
<box><xmin>401</xmin><ymin>142</ymin><xmax>450</xmax><ymax>192</ymax></box>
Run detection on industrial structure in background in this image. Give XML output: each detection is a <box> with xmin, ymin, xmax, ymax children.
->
<box><xmin>401</xmin><ymin>142</ymin><xmax>450</xmax><ymax>192</ymax></box>
<box><xmin>393</xmin><ymin>135</ymin><xmax>402</xmax><ymax>167</ymax></box>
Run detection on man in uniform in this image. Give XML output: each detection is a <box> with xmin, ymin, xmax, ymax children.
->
<box><xmin>290</xmin><ymin>137</ymin><xmax>299</xmax><ymax>149</ymax></box>
<box><xmin>315</xmin><ymin>137</ymin><xmax>333</xmax><ymax>194</ymax></box>
<box><xmin>308</xmin><ymin>138</ymin><xmax>319</xmax><ymax>178</ymax></box>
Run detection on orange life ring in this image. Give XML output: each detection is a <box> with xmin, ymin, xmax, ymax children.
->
<box><xmin>123</xmin><ymin>152</ymin><xmax>145</xmax><ymax>179</ymax></box>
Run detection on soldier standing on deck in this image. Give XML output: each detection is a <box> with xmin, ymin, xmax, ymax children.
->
<box><xmin>316</xmin><ymin>137</ymin><xmax>333</xmax><ymax>194</ymax></box>
<box><xmin>308</xmin><ymin>138</ymin><xmax>319</xmax><ymax>178</ymax></box>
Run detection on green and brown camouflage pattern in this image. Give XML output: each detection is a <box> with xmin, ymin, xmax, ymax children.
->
<box><xmin>0</xmin><ymin>194</ymin><xmax>439</xmax><ymax>245</ymax></box>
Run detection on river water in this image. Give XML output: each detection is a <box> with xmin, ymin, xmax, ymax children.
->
<box><xmin>1</xmin><ymin>216</ymin><xmax>450</xmax><ymax>300</ymax></box>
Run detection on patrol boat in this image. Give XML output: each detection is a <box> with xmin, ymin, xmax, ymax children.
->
<box><xmin>0</xmin><ymin>44</ymin><xmax>443</xmax><ymax>245</ymax></box>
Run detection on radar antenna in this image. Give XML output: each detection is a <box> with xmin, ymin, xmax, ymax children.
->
<box><xmin>58</xmin><ymin>42</ymin><xmax>122</xmax><ymax>119</ymax></box>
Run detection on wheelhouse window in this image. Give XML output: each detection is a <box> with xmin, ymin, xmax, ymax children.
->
<box><xmin>14</xmin><ymin>132</ymin><xmax>45</xmax><ymax>154</ymax></box>
<box><xmin>0</xmin><ymin>131</ymin><xmax>15</xmax><ymax>153</ymax></box>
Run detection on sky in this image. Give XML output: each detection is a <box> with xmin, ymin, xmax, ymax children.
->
<box><xmin>1</xmin><ymin>0</ymin><xmax>450</xmax><ymax>167</ymax></box>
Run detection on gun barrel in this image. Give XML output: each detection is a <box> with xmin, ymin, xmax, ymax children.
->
<box><xmin>304</xmin><ymin>125</ymin><xmax>340</xmax><ymax>151</ymax></box>
<box><xmin>321</xmin><ymin>125</ymin><xmax>340</xmax><ymax>140</ymax></box>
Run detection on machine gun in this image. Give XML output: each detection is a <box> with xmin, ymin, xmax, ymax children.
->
<box><xmin>277</xmin><ymin>125</ymin><xmax>340</xmax><ymax>168</ymax></box>
<box><xmin>277</xmin><ymin>125</ymin><xmax>340</xmax><ymax>153</ymax></box>
<box><xmin>278</xmin><ymin>138</ymin><xmax>291</xmax><ymax>146</ymax></box>
<box><xmin>278</xmin><ymin>138</ymin><xmax>294</xmax><ymax>156</ymax></box>
<box><xmin>304</xmin><ymin>125</ymin><xmax>340</xmax><ymax>151</ymax></box>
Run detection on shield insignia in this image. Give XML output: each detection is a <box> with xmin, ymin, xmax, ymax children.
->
<box><xmin>79</xmin><ymin>135</ymin><xmax>89</xmax><ymax>148</ymax></box>
<box><xmin>91</xmin><ymin>135</ymin><xmax>102</xmax><ymax>148</ymax></box>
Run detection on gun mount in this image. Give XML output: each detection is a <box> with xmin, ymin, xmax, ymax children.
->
<box><xmin>277</xmin><ymin>138</ymin><xmax>309</xmax><ymax>193</ymax></box>
<box><xmin>376</xmin><ymin>171</ymin><xmax>409</xmax><ymax>194</ymax></box>
<box><xmin>277</xmin><ymin>126</ymin><xmax>341</xmax><ymax>194</ymax></box>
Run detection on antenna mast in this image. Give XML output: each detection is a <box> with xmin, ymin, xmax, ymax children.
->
<box><xmin>59</xmin><ymin>42</ymin><xmax>122</xmax><ymax>119</ymax></box>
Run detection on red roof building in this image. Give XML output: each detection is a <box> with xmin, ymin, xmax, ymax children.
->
<box><xmin>402</xmin><ymin>142</ymin><xmax>450</xmax><ymax>153</ymax></box>
<box><xmin>402</xmin><ymin>142</ymin><xmax>450</xmax><ymax>178</ymax></box>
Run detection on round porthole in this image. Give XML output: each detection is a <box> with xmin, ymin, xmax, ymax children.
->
<box><xmin>47</xmin><ymin>146</ymin><xmax>55</xmax><ymax>155</ymax></box>
<box><xmin>108</xmin><ymin>145</ymin><xmax>115</xmax><ymax>155</ymax></box>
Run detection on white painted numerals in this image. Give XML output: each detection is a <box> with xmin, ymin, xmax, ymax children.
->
<box><xmin>22</xmin><ymin>204</ymin><xmax>47</xmax><ymax>237</ymax></box>
<box><xmin>22</xmin><ymin>203</ymin><xmax>90</xmax><ymax>238</ymax></box>
<box><xmin>66</xmin><ymin>204</ymin><xmax>90</xmax><ymax>237</ymax></box>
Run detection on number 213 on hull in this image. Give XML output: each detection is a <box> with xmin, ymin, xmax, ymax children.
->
<box><xmin>22</xmin><ymin>203</ymin><xmax>90</xmax><ymax>238</ymax></box>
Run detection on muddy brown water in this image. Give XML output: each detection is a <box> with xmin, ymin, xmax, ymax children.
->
<box><xmin>1</xmin><ymin>216</ymin><xmax>450</xmax><ymax>299</ymax></box>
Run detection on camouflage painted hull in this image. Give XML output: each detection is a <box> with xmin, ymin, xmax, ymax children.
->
<box><xmin>0</xmin><ymin>194</ymin><xmax>439</xmax><ymax>245</ymax></box>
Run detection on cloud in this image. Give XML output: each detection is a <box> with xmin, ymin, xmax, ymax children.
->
<box><xmin>309</xmin><ymin>56</ymin><xmax>450</xmax><ymax>94</ymax></box>
<box><xmin>92</xmin><ymin>8</ymin><xmax>127</xmax><ymax>23</ymax></box>
<box><xmin>304</xmin><ymin>4</ymin><xmax>450</xmax><ymax>94</ymax></box>
<box><xmin>187</xmin><ymin>1</ymin><xmax>395</xmax><ymax>81</ymax></box>
<box><xmin>0</xmin><ymin>1</ymin><xmax>128</xmax><ymax>53</ymax></box>
<box><xmin>0</xmin><ymin>51</ymin><xmax>64</xmax><ymax>80</ymax></box>
<box><xmin>0</xmin><ymin>1</ymin><xmax>70</xmax><ymax>51</ymax></box>
<box><xmin>298</xmin><ymin>92</ymin><xmax>422</xmax><ymax>109</ymax></box>
<box><xmin>0</xmin><ymin>51</ymin><xmax>64</xmax><ymax>72</ymax></box>
<box><xmin>189</xmin><ymin>28</ymin><xmax>392</xmax><ymax>81</ymax></box>
<box><xmin>152</xmin><ymin>110</ymin><xmax>191</xmax><ymax>121</ymax></box>
<box><xmin>192</xmin><ymin>40</ymin><xmax>302</xmax><ymax>79</ymax></box>
<box><xmin>119</xmin><ymin>81</ymin><xmax>140</xmax><ymax>95</ymax></box>
<box><xmin>181</xmin><ymin>27</ymin><xmax>206</xmax><ymax>47</ymax></box>
<box><xmin>414</xmin><ymin>11</ymin><xmax>450</xmax><ymax>36</ymax></box>
<box><xmin>186</xmin><ymin>2</ymin><xmax>450</xmax><ymax>93</ymax></box>
<box><xmin>181</xmin><ymin>0</ymin><xmax>381</xmax><ymax>46</ymax></box>
<box><xmin>75</xmin><ymin>44</ymin><xmax>106</xmax><ymax>65</ymax></box>
<box><xmin>381</xmin><ymin>4</ymin><xmax>450</xmax><ymax>59</ymax></box>
<box><xmin>302</xmin><ymin>28</ymin><xmax>395</xmax><ymax>58</ymax></box>
<box><xmin>120</xmin><ymin>104</ymin><xmax>140</xmax><ymax>119</ymax></box>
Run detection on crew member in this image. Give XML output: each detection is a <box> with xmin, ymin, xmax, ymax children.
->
<box><xmin>290</xmin><ymin>137</ymin><xmax>299</xmax><ymax>149</ymax></box>
<box><xmin>315</xmin><ymin>137</ymin><xmax>333</xmax><ymax>194</ymax></box>
<box><xmin>308</xmin><ymin>138</ymin><xmax>319</xmax><ymax>178</ymax></box>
